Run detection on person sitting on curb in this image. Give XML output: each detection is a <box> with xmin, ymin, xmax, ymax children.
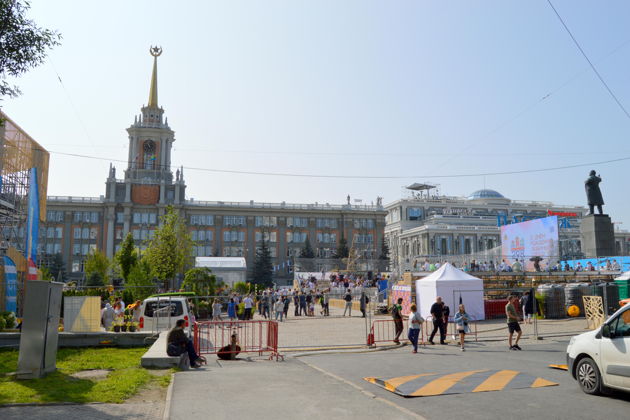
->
<box><xmin>166</xmin><ymin>319</ymin><xmax>206</xmax><ymax>367</ymax></box>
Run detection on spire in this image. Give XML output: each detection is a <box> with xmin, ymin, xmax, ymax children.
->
<box><xmin>148</xmin><ymin>46</ymin><xmax>162</xmax><ymax>108</ymax></box>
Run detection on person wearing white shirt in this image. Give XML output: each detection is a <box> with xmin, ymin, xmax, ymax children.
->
<box><xmin>274</xmin><ymin>298</ymin><xmax>284</xmax><ymax>322</ymax></box>
<box><xmin>243</xmin><ymin>296</ymin><xmax>253</xmax><ymax>320</ymax></box>
<box><xmin>407</xmin><ymin>304</ymin><xmax>424</xmax><ymax>353</ymax></box>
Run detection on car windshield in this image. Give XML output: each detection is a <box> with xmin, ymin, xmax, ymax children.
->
<box><xmin>144</xmin><ymin>300</ymin><xmax>184</xmax><ymax>317</ymax></box>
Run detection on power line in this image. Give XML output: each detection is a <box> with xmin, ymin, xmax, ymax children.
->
<box><xmin>547</xmin><ymin>0</ymin><xmax>630</xmax><ymax>121</ymax></box>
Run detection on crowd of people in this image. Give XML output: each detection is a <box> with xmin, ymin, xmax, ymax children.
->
<box><xmin>412</xmin><ymin>258</ymin><xmax>622</xmax><ymax>273</ymax></box>
<box><xmin>100</xmin><ymin>297</ymin><xmax>142</xmax><ymax>331</ymax></box>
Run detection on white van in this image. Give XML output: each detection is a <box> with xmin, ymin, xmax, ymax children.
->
<box><xmin>139</xmin><ymin>295</ymin><xmax>193</xmax><ymax>334</ymax></box>
<box><xmin>567</xmin><ymin>302</ymin><xmax>630</xmax><ymax>395</ymax></box>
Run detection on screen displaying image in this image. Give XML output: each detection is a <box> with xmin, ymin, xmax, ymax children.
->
<box><xmin>501</xmin><ymin>216</ymin><xmax>559</xmax><ymax>271</ymax></box>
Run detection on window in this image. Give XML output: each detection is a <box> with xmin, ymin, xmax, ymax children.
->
<box><xmin>53</xmin><ymin>243</ymin><xmax>61</xmax><ymax>254</ymax></box>
<box><xmin>73</xmin><ymin>227</ymin><xmax>81</xmax><ymax>239</ymax></box>
<box><xmin>316</xmin><ymin>218</ymin><xmax>337</xmax><ymax>228</ymax></box>
<box><xmin>143</xmin><ymin>140</ymin><xmax>156</xmax><ymax>170</ymax></box>
<box><xmin>407</xmin><ymin>208</ymin><xmax>423</xmax><ymax>221</ymax></box>
<box><xmin>255</xmin><ymin>216</ymin><xmax>277</xmax><ymax>227</ymax></box>
<box><xmin>353</xmin><ymin>234</ymin><xmax>373</xmax><ymax>244</ymax></box>
<box><xmin>47</xmin><ymin>227</ymin><xmax>55</xmax><ymax>239</ymax></box>
<box><xmin>132</xmin><ymin>229</ymin><xmax>140</xmax><ymax>240</ymax></box>
<box><xmin>115</xmin><ymin>229</ymin><xmax>123</xmax><ymax>240</ymax></box>
<box><xmin>287</xmin><ymin>232</ymin><xmax>307</xmax><ymax>243</ymax></box>
<box><xmin>190</xmin><ymin>214</ymin><xmax>214</xmax><ymax>226</ymax></box>
<box><xmin>55</xmin><ymin>227</ymin><xmax>63</xmax><ymax>239</ymax></box>
<box><xmin>223</xmin><ymin>231</ymin><xmax>245</xmax><ymax>242</ymax></box>
<box><xmin>47</xmin><ymin>210</ymin><xmax>63</xmax><ymax>222</ymax></box>
<box><xmin>72</xmin><ymin>261</ymin><xmax>81</xmax><ymax>273</ymax></box>
<box><xmin>133</xmin><ymin>212</ymin><xmax>157</xmax><ymax>224</ymax></box>
<box><xmin>353</xmin><ymin>218</ymin><xmax>375</xmax><ymax>229</ymax></box>
<box><xmin>255</xmin><ymin>231</ymin><xmax>277</xmax><ymax>242</ymax></box>
<box><xmin>82</xmin><ymin>244</ymin><xmax>89</xmax><ymax>255</ymax></box>
<box><xmin>46</xmin><ymin>243</ymin><xmax>53</xmax><ymax>254</ymax></box>
<box><xmin>81</xmin><ymin>227</ymin><xmax>90</xmax><ymax>239</ymax></box>
<box><xmin>73</xmin><ymin>244</ymin><xmax>81</xmax><ymax>255</ymax></box>
<box><xmin>316</xmin><ymin>233</ymin><xmax>337</xmax><ymax>243</ymax></box>
<box><xmin>287</xmin><ymin>217</ymin><xmax>308</xmax><ymax>228</ymax></box>
<box><xmin>143</xmin><ymin>300</ymin><xmax>184</xmax><ymax>317</ymax></box>
<box><xmin>223</xmin><ymin>246</ymin><xmax>244</xmax><ymax>257</ymax></box>
<box><xmin>116</xmin><ymin>212</ymin><xmax>124</xmax><ymax>224</ymax></box>
<box><xmin>90</xmin><ymin>228</ymin><xmax>98</xmax><ymax>239</ymax></box>
<box><xmin>224</xmin><ymin>216</ymin><xmax>245</xmax><ymax>226</ymax></box>
<box><xmin>193</xmin><ymin>246</ymin><xmax>213</xmax><ymax>257</ymax></box>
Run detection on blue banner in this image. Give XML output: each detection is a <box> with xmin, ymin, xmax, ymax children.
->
<box><xmin>25</xmin><ymin>168</ymin><xmax>39</xmax><ymax>263</ymax></box>
<box><xmin>3</xmin><ymin>256</ymin><xmax>17</xmax><ymax>313</ymax></box>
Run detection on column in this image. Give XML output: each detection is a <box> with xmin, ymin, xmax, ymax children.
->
<box><xmin>105</xmin><ymin>207</ymin><xmax>115</xmax><ymax>258</ymax></box>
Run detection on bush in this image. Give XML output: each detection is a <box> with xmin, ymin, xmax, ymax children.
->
<box><xmin>0</xmin><ymin>317</ymin><xmax>6</xmax><ymax>331</ymax></box>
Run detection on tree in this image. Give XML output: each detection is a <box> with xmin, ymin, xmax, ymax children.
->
<box><xmin>300</xmin><ymin>236</ymin><xmax>315</xmax><ymax>258</ymax></box>
<box><xmin>125</xmin><ymin>257</ymin><xmax>156</xmax><ymax>301</ymax></box>
<box><xmin>84</xmin><ymin>249</ymin><xmax>110</xmax><ymax>286</ymax></box>
<box><xmin>116</xmin><ymin>232</ymin><xmax>138</xmax><ymax>282</ymax></box>
<box><xmin>232</xmin><ymin>281</ymin><xmax>249</xmax><ymax>295</ymax></box>
<box><xmin>182</xmin><ymin>267</ymin><xmax>220</xmax><ymax>296</ymax></box>
<box><xmin>379</xmin><ymin>239</ymin><xmax>390</xmax><ymax>260</ymax></box>
<box><xmin>251</xmin><ymin>238</ymin><xmax>273</xmax><ymax>288</ymax></box>
<box><xmin>144</xmin><ymin>206</ymin><xmax>193</xmax><ymax>289</ymax></box>
<box><xmin>40</xmin><ymin>253</ymin><xmax>66</xmax><ymax>281</ymax></box>
<box><xmin>334</xmin><ymin>234</ymin><xmax>349</xmax><ymax>259</ymax></box>
<box><xmin>0</xmin><ymin>0</ymin><xmax>61</xmax><ymax>98</ymax></box>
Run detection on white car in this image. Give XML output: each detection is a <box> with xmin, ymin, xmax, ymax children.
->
<box><xmin>139</xmin><ymin>295</ymin><xmax>193</xmax><ymax>334</ymax></box>
<box><xmin>567</xmin><ymin>302</ymin><xmax>630</xmax><ymax>395</ymax></box>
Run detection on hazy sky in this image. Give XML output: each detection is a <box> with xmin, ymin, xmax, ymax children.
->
<box><xmin>4</xmin><ymin>1</ymin><xmax>630</xmax><ymax>226</ymax></box>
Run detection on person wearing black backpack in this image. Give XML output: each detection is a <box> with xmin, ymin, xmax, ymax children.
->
<box><xmin>343</xmin><ymin>289</ymin><xmax>353</xmax><ymax>316</ymax></box>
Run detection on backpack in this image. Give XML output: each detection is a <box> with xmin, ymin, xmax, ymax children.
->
<box><xmin>344</xmin><ymin>293</ymin><xmax>352</xmax><ymax>302</ymax></box>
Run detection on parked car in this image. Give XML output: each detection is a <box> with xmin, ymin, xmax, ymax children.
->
<box><xmin>567</xmin><ymin>302</ymin><xmax>630</xmax><ymax>395</ymax></box>
<box><xmin>139</xmin><ymin>295</ymin><xmax>193</xmax><ymax>335</ymax></box>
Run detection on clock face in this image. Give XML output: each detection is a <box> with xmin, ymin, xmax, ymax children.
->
<box><xmin>144</xmin><ymin>140</ymin><xmax>155</xmax><ymax>153</ymax></box>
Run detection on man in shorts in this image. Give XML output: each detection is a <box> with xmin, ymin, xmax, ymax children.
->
<box><xmin>392</xmin><ymin>298</ymin><xmax>404</xmax><ymax>344</ymax></box>
<box><xmin>506</xmin><ymin>295</ymin><xmax>522</xmax><ymax>350</ymax></box>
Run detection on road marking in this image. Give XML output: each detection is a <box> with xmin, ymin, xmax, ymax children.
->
<box><xmin>548</xmin><ymin>364</ymin><xmax>568</xmax><ymax>371</ymax></box>
<box><xmin>365</xmin><ymin>370</ymin><xmax>558</xmax><ymax>397</ymax></box>
<box><xmin>472</xmin><ymin>370</ymin><xmax>519</xmax><ymax>392</ymax></box>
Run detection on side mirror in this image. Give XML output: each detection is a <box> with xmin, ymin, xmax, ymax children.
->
<box><xmin>602</xmin><ymin>324</ymin><xmax>611</xmax><ymax>338</ymax></box>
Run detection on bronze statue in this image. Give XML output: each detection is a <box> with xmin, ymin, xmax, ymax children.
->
<box><xmin>585</xmin><ymin>170</ymin><xmax>604</xmax><ymax>215</ymax></box>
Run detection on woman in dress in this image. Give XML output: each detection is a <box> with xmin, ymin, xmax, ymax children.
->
<box><xmin>227</xmin><ymin>298</ymin><xmax>237</xmax><ymax>321</ymax></box>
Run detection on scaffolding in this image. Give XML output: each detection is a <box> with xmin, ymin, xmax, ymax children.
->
<box><xmin>0</xmin><ymin>111</ymin><xmax>49</xmax><ymax>256</ymax></box>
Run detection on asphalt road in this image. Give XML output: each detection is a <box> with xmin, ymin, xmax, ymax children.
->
<box><xmin>298</xmin><ymin>339</ymin><xmax>630</xmax><ymax>420</ymax></box>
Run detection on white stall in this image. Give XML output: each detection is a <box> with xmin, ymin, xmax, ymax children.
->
<box><xmin>415</xmin><ymin>263</ymin><xmax>485</xmax><ymax>321</ymax></box>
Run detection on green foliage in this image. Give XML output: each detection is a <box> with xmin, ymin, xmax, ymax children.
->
<box><xmin>252</xmin><ymin>238</ymin><xmax>273</xmax><ymax>287</ymax></box>
<box><xmin>182</xmin><ymin>267</ymin><xmax>220</xmax><ymax>296</ymax></box>
<box><xmin>0</xmin><ymin>0</ymin><xmax>61</xmax><ymax>98</ymax></box>
<box><xmin>334</xmin><ymin>234</ymin><xmax>349</xmax><ymax>259</ymax></box>
<box><xmin>125</xmin><ymin>258</ymin><xmax>156</xmax><ymax>301</ymax></box>
<box><xmin>39</xmin><ymin>266</ymin><xmax>53</xmax><ymax>281</ymax></box>
<box><xmin>0</xmin><ymin>347</ymin><xmax>168</xmax><ymax>404</ymax></box>
<box><xmin>300</xmin><ymin>236</ymin><xmax>315</xmax><ymax>258</ymax></box>
<box><xmin>40</xmin><ymin>253</ymin><xmax>66</xmax><ymax>281</ymax></box>
<box><xmin>232</xmin><ymin>281</ymin><xmax>249</xmax><ymax>295</ymax></box>
<box><xmin>144</xmin><ymin>206</ymin><xmax>193</xmax><ymax>289</ymax></box>
<box><xmin>116</xmin><ymin>233</ymin><xmax>138</xmax><ymax>282</ymax></box>
<box><xmin>84</xmin><ymin>249</ymin><xmax>110</xmax><ymax>286</ymax></box>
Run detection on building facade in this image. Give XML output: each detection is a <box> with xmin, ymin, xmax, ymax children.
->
<box><xmin>385</xmin><ymin>188</ymin><xmax>630</xmax><ymax>274</ymax></box>
<box><xmin>43</xmin><ymin>50</ymin><xmax>386</xmax><ymax>283</ymax></box>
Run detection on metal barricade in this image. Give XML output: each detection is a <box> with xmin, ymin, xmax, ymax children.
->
<box><xmin>368</xmin><ymin>318</ymin><xmax>425</xmax><ymax>346</ymax></box>
<box><xmin>194</xmin><ymin>320</ymin><xmax>282</xmax><ymax>360</ymax></box>
<box><xmin>423</xmin><ymin>315</ymin><xmax>478</xmax><ymax>343</ymax></box>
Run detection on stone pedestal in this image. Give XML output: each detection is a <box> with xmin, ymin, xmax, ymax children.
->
<box><xmin>580</xmin><ymin>214</ymin><xmax>615</xmax><ymax>257</ymax></box>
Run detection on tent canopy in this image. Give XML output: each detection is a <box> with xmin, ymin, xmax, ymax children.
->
<box><xmin>614</xmin><ymin>271</ymin><xmax>630</xmax><ymax>281</ymax></box>
<box><xmin>415</xmin><ymin>263</ymin><xmax>486</xmax><ymax>321</ymax></box>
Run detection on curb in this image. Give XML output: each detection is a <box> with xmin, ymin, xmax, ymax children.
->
<box><xmin>162</xmin><ymin>372</ymin><xmax>175</xmax><ymax>420</ymax></box>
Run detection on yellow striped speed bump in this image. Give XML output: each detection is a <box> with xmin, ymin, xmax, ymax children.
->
<box><xmin>548</xmin><ymin>364</ymin><xmax>568</xmax><ymax>371</ymax></box>
<box><xmin>364</xmin><ymin>370</ymin><xmax>558</xmax><ymax>397</ymax></box>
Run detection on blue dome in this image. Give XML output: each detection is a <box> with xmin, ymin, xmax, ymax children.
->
<box><xmin>468</xmin><ymin>189</ymin><xmax>505</xmax><ymax>200</ymax></box>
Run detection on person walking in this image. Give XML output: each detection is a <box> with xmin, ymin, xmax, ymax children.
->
<box><xmin>283</xmin><ymin>295</ymin><xmax>290</xmax><ymax>318</ymax></box>
<box><xmin>274</xmin><ymin>298</ymin><xmax>284</xmax><ymax>322</ymax></box>
<box><xmin>343</xmin><ymin>289</ymin><xmax>353</xmax><ymax>316</ymax></box>
<box><xmin>407</xmin><ymin>304</ymin><xmax>424</xmax><ymax>353</ymax></box>
<box><xmin>454</xmin><ymin>304</ymin><xmax>470</xmax><ymax>351</ymax></box>
<box><xmin>101</xmin><ymin>302</ymin><xmax>115</xmax><ymax>331</ymax></box>
<box><xmin>429</xmin><ymin>297</ymin><xmax>446</xmax><ymax>345</ymax></box>
<box><xmin>323</xmin><ymin>289</ymin><xmax>330</xmax><ymax>316</ymax></box>
<box><xmin>442</xmin><ymin>302</ymin><xmax>451</xmax><ymax>339</ymax></box>
<box><xmin>520</xmin><ymin>291</ymin><xmax>533</xmax><ymax>324</ymax></box>
<box><xmin>299</xmin><ymin>292</ymin><xmax>307</xmax><ymax>316</ymax></box>
<box><xmin>506</xmin><ymin>295</ymin><xmax>522</xmax><ymax>350</ymax></box>
<box><xmin>293</xmin><ymin>291</ymin><xmax>299</xmax><ymax>316</ymax></box>
<box><xmin>243</xmin><ymin>295</ymin><xmax>253</xmax><ymax>320</ymax></box>
<box><xmin>392</xmin><ymin>298</ymin><xmax>404</xmax><ymax>344</ymax></box>
<box><xmin>227</xmin><ymin>298</ymin><xmax>237</xmax><ymax>321</ymax></box>
<box><xmin>211</xmin><ymin>299</ymin><xmax>222</xmax><ymax>321</ymax></box>
<box><xmin>360</xmin><ymin>291</ymin><xmax>368</xmax><ymax>318</ymax></box>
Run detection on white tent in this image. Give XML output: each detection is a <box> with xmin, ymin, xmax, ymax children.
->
<box><xmin>415</xmin><ymin>263</ymin><xmax>485</xmax><ymax>321</ymax></box>
<box><xmin>614</xmin><ymin>271</ymin><xmax>630</xmax><ymax>281</ymax></box>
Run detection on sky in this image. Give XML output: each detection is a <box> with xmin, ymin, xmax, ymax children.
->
<box><xmin>4</xmin><ymin>1</ymin><xmax>630</xmax><ymax>226</ymax></box>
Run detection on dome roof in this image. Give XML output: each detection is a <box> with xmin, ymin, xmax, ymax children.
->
<box><xmin>468</xmin><ymin>189</ymin><xmax>505</xmax><ymax>200</ymax></box>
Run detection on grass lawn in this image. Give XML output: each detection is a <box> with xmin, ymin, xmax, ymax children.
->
<box><xmin>0</xmin><ymin>347</ymin><xmax>172</xmax><ymax>404</ymax></box>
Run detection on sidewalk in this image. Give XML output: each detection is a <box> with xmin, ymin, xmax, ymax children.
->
<box><xmin>167</xmin><ymin>357</ymin><xmax>418</xmax><ymax>420</ymax></box>
<box><xmin>0</xmin><ymin>402</ymin><xmax>163</xmax><ymax>420</ymax></box>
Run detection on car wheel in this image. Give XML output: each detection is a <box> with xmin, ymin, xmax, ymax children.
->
<box><xmin>576</xmin><ymin>357</ymin><xmax>601</xmax><ymax>395</ymax></box>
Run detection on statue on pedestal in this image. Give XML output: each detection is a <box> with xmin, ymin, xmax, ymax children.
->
<box><xmin>585</xmin><ymin>170</ymin><xmax>604</xmax><ymax>215</ymax></box>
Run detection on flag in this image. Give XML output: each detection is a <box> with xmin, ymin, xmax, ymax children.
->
<box><xmin>27</xmin><ymin>257</ymin><xmax>38</xmax><ymax>281</ymax></box>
